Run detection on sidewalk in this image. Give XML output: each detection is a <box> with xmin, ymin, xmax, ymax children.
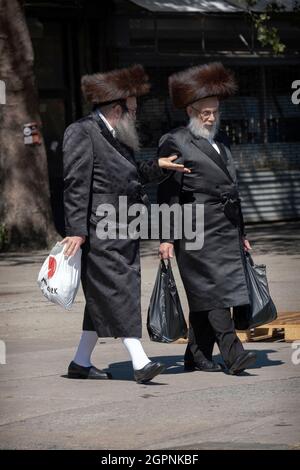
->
<box><xmin>0</xmin><ymin>222</ymin><xmax>299</xmax><ymax>449</ymax></box>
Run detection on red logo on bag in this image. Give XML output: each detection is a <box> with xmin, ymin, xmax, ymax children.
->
<box><xmin>48</xmin><ymin>256</ymin><xmax>57</xmax><ymax>279</ymax></box>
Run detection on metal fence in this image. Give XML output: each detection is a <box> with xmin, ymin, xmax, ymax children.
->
<box><xmin>238</xmin><ymin>170</ymin><xmax>300</xmax><ymax>223</ymax></box>
<box><xmin>139</xmin><ymin>149</ymin><xmax>300</xmax><ymax>223</ymax></box>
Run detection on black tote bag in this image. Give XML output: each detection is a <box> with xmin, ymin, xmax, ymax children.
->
<box><xmin>147</xmin><ymin>260</ymin><xmax>188</xmax><ymax>343</ymax></box>
<box><xmin>233</xmin><ymin>252</ymin><xmax>277</xmax><ymax>330</ymax></box>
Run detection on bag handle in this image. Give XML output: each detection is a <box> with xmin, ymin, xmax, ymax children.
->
<box><xmin>245</xmin><ymin>250</ymin><xmax>254</xmax><ymax>266</ymax></box>
<box><xmin>160</xmin><ymin>259</ymin><xmax>178</xmax><ymax>292</ymax></box>
<box><xmin>160</xmin><ymin>259</ymin><xmax>169</xmax><ymax>272</ymax></box>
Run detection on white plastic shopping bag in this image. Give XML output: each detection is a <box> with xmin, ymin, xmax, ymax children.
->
<box><xmin>37</xmin><ymin>241</ymin><xmax>81</xmax><ymax>310</ymax></box>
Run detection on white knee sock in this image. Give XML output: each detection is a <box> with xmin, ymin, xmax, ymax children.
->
<box><xmin>122</xmin><ymin>337</ymin><xmax>151</xmax><ymax>371</ymax></box>
<box><xmin>73</xmin><ymin>330</ymin><xmax>98</xmax><ymax>367</ymax></box>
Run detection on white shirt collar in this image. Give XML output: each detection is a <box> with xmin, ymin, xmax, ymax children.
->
<box><xmin>207</xmin><ymin>137</ymin><xmax>220</xmax><ymax>154</ymax></box>
<box><xmin>97</xmin><ymin>110</ymin><xmax>116</xmax><ymax>138</ymax></box>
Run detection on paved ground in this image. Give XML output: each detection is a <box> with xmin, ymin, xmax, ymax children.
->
<box><xmin>0</xmin><ymin>221</ymin><xmax>299</xmax><ymax>450</ymax></box>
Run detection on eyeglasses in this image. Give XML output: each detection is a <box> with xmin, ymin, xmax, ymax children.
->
<box><xmin>112</xmin><ymin>101</ymin><xmax>137</xmax><ymax>117</ymax></box>
<box><xmin>127</xmin><ymin>107</ymin><xmax>137</xmax><ymax>117</ymax></box>
<box><xmin>190</xmin><ymin>105</ymin><xmax>219</xmax><ymax>120</ymax></box>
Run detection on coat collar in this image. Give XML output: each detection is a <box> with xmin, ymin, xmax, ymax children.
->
<box><xmin>189</xmin><ymin>130</ymin><xmax>234</xmax><ymax>183</ymax></box>
<box><xmin>90</xmin><ymin>110</ymin><xmax>137</xmax><ymax>169</ymax></box>
<box><xmin>217</xmin><ymin>141</ymin><xmax>237</xmax><ymax>182</ymax></box>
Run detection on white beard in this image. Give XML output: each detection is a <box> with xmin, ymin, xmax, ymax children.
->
<box><xmin>188</xmin><ymin>115</ymin><xmax>220</xmax><ymax>140</ymax></box>
<box><xmin>115</xmin><ymin>113</ymin><xmax>140</xmax><ymax>152</ymax></box>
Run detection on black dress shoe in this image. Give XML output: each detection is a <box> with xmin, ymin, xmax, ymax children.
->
<box><xmin>67</xmin><ymin>361</ymin><xmax>112</xmax><ymax>380</ymax></box>
<box><xmin>184</xmin><ymin>358</ymin><xmax>223</xmax><ymax>372</ymax></box>
<box><xmin>134</xmin><ymin>361</ymin><xmax>165</xmax><ymax>384</ymax></box>
<box><xmin>228</xmin><ymin>351</ymin><xmax>257</xmax><ymax>375</ymax></box>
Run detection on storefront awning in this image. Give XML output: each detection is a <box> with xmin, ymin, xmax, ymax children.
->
<box><xmin>129</xmin><ymin>0</ymin><xmax>296</xmax><ymax>13</ymax></box>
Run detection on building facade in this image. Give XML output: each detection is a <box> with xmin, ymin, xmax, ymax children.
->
<box><xmin>25</xmin><ymin>0</ymin><xmax>300</xmax><ymax>229</ymax></box>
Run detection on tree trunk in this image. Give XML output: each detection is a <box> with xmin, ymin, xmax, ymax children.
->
<box><xmin>0</xmin><ymin>0</ymin><xmax>58</xmax><ymax>250</ymax></box>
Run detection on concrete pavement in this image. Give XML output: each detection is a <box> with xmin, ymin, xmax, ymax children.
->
<box><xmin>0</xmin><ymin>221</ymin><xmax>300</xmax><ymax>449</ymax></box>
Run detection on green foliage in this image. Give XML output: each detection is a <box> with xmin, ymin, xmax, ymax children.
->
<box><xmin>253</xmin><ymin>12</ymin><xmax>286</xmax><ymax>55</ymax></box>
<box><xmin>231</xmin><ymin>0</ymin><xmax>288</xmax><ymax>55</ymax></box>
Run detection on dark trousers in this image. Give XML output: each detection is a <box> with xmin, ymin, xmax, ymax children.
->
<box><xmin>83</xmin><ymin>307</ymin><xmax>96</xmax><ymax>331</ymax></box>
<box><xmin>81</xmin><ymin>246</ymin><xmax>96</xmax><ymax>332</ymax></box>
<box><xmin>184</xmin><ymin>307</ymin><xmax>244</xmax><ymax>368</ymax></box>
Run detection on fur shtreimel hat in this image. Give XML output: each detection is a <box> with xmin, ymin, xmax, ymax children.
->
<box><xmin>169</xmin><ymin>62</ymin><xmax>237</xmax><ymax>109</ymax></box>
<box><xmin>81</xmin><ymin>64</ymin><xmax>150</xmax><ymax>105</ymax></box>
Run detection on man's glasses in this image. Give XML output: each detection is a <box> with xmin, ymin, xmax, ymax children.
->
<box><xmin>114</xmin><ymin>101</ymin><xmax>137</xmax><ymax>117</ymax></box>
<box><xmin>127</xmin><ymin>107</ymin><xmax>137</xmax><ymax>117</ymax></box>
<box><xmin>190</xmin><ymin>105</ymin><xmax>219</xmax><ymax>120</ymax></box>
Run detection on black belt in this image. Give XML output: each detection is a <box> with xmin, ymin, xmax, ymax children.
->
<box><xmin>181</xmin><ymin>186</ymin><xmax>242</xmax><ymax>227</ymax></box>
<box><xmin>181</xmin><ymin>185</ymin><xmax>240</xmax><ymax>202</ymax></box>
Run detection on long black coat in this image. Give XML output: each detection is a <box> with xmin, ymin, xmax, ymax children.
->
<box><xmin>63</xmin><ymin>111</ymin><xmax>165</xmax><ymax>337</ymax></box>
<box><xmin>157</xmin><ymin>126</ymin><xmax>250</xmax><ymax>312</ymax></box>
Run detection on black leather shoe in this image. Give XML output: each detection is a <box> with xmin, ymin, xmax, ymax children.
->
<box><xmin>184</xmin><ymin>358</ymin><xmax>223</xmax><ymax>372</ymax></box>
<box><xmin>228</xmin><ymin>351</ymin><xmax>257</xmax><ymax>375</ymax></box>
<box><xmin>67</xmin><ymin>361</ymin><xmax>112</xmax><ymax>380</ymax></box>
<box><xmin>134</xmin><ymin>361</ymin><xmax>165</xmax><ymax>384</ymax></box>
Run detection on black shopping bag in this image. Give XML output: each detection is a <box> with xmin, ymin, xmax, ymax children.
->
<box><xmin>147</xmin><ymin>260</ymin><xmax>188</xmax><ymax>343</ymax></box>
<box><xmin>233</xmin><ymin>252</ymin><xmax>277</xmax><ymax>330</ymax></box>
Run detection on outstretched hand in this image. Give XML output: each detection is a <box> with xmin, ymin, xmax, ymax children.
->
<box><xmin>158</xmin><ymin>155</ymin><xmax>191</xmax><ymax>173</ymax></box>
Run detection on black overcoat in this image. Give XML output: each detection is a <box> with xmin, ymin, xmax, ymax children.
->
<box><xmin>157</xmin><ymin>126</ymin><xmax>250</xmax><ymax>312</ymax></box>
<box><xmin>63</xmin><ymin>111</ymin><xmax>165</xmax><ymax>337</ymax></box>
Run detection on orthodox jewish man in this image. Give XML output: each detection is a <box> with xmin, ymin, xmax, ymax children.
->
<box><xmin>158</xmin><ymin>62</ymin><xmax>257</xmax><ymax>375</ymax></box>
<box><xmin>62</xmin><ymin>64</ymin><xmax>190</xmax><ymax>383</ymax></box>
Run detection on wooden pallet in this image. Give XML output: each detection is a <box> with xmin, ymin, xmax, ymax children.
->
<box><xmin>174</xmin><ymin>337</ymin><xmax>188</xmax><ymax>344</ymax></box>
<box><xmin>237</xmin><ymin>312</ymin><xmax>300</xmax><ymax>343</ymax></box>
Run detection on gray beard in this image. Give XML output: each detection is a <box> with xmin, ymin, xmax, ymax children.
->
<box><xmin>115</xmin><ymin>113</ymin><xmax>140</xmax><ymax>152</ymax></box>
<box><xmin>188</xmin><ymin>115</ymin><xmax>220</xmax><ymax>140</ymax></box>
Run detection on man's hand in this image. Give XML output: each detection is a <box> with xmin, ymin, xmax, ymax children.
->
<box><xmin>243</xmin><ymin>238</ymin><xmax>252</xmax><ymax>252</ymax></box>
<box><xmin>60</xmin><ymin>236</ymin><xmax>86</xmax><ymax>257</ymax></box>
<box><xmin>159</xmin><ymin>242</ymin><xmax>174</xmax><ymax>260</ymax></box>
<box><xmin>158</xmin><ymin>155</ymin><xmax>191</xmax><ymax>173</ymax></box>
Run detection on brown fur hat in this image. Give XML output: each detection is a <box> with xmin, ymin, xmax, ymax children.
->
<box><xmin>81</xmin><ymin>64</ymin><xmax>150</xmax><ymax>105</ymax></box>
<box><xmin>169</xmin><ymin>62</ymin><xmax>237</xmax><ymax>109</ymax></box>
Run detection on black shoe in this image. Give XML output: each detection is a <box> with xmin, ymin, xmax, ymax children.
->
<box><xmin>134</xmin><ymin>361</ymin><xmax>165</xmax><ymax>384</ymax></box>
<box><xmin>184</xmin><ymin>359</ymin><xmax>223</xmax><ymax>372</ymax></box>
<box><xmin>228</xmin><ymin>351</ymin><xmax>257</xmax><ymax>375</ymax></box>
<box><xmin>67</xmin><ymin>361</ymin><xmax>113</xmax><ymax>380</ymax></box>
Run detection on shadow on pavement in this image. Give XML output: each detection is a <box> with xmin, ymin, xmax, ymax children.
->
<box><xmin>60</xmin><ymin>350</ymin><xmax>284</xmax><ymax>381</ymax></box>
